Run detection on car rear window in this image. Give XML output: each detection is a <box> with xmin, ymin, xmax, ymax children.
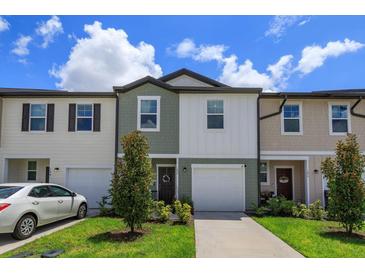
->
<box><xmin>0</xmin><ymin>186</ymin><xmax>23</xmax><ymax>199</ymax></box>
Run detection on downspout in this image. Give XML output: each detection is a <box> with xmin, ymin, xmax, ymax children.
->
<box><xmin>257</xmin><ymin>95</ymin><xmax>261</xmax><ymax>206</ymax></box>
<box><xmin>260</xmin><ymin>96</ymin><xmax>287</xmax><ymax>120</ymax></box>
<box><xmin>351</xmin><ymin>97</ymin><xmax>365</xmax><ymax>118</ymax></box>
<box><xmin>114</xmin><ymin>92</ymin><xmax>120</xmax><ymax>166</ymax></box>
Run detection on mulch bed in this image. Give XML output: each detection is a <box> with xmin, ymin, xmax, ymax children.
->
<box><xmin>325</xmin><ymin>226</ymin><xmax>365</xmax><ymax>239</ymax></box>
<box><xmin>108</xmin><ymin>229</ymin><xmax>150</xmax><ymax>242</ymax></box>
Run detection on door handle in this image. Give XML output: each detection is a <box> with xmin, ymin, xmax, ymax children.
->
<box><xmin>58</xmin><ymin>200</ymin><xmax>64</xmax><ymax>204</ymax></box>
<box><xmin>32</xmin><ymin>201</ymin><xmax>39</xmax><ymax>205</ymax></box>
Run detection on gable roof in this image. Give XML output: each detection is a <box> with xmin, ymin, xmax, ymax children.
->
<box><xmin>0</xmin><ymin>87</ymin><xmax>115</xmax><ymax>97</ymax></box>
<box><xmin>260</xmin><ymin>89</ymin><xmax>365</xmax><ymax>99</ymax></box>
<box><xmin>158</xmin><ymin>68</ymin><xmax>229</xmax><ymax>87</ymax></box>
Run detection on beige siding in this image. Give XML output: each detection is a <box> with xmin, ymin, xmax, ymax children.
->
<box><xmin>8</xmin><ymin>159</ymin><xmax>49</xmax><ymax>183</ymax></box>
<box><xmin>0</xmin><ymin>97</ymin><xmax>115</xmax><ymax>185</ymax></box>
<box><xmin>261</xmin><ymin>160</ymin><xmax>305</xmax><ymax>203</ymax></box>
<box><xmin>260</xmin><ymin>98</ymin><xmax>365</xmax><ymax>151</ymax></box>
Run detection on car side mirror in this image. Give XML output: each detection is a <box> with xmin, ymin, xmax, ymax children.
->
<box><xmin>71</xmin><ymin>192</ymin><xmax>77</xmax><ymax>197</ymax></box>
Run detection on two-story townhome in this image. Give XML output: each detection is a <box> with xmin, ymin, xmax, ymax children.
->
<box><xmin>259</xmin><ymin>90</ymin><xmax>365</xmax><ymax>207</ymax></box>
<box><xmin>0</xmin><ymin>89</ymin><xmax>116</xmax><ymax>208</ymax></box>
<box><xmin>114</xmin><ymin>69</ymin><xmax>261</xmax><ymax>211</ymax></box>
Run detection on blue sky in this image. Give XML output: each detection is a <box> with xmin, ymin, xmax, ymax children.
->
<box><xmin>0</xmin><ymin>16</ymin><xmax>364</xmax><ymax>92</ymax></box>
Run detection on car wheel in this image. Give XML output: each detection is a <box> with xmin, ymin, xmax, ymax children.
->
<box><xmin>12</xmin><ymin>214</ymin><xmax>37</xmax><ymax>240</ymax></box>
<box><xmin>76</xmin><ymin>203</ymin><xmax>87</xmax><ymax>219</ymax></box>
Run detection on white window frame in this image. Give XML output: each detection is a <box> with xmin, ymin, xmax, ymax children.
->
<box><xmin>27</xmin><ymin>160</ymin><xmax>37</xmax><ymax>181</ymax></box>
<box><xmin>137</xmin><ymin>96</ymin><xmax>160</xmax><ymax>132</ymax></box>
<box><xmin>328</xmin><ymin>102</ymin><xmax>351</xmax><ymax>136</ymax></box>
<box><xmin>259</xmin><ymin>161</ymin><xmax>270</xmax><ymax>186</ymax></box>
<box><xmin>76</xmin><ymin>103</ymin><xmax>93</xmax><ymax>132</ymax></box>
<box><xmin>281</xmin><ymin>102</ymin><xmax>303</xmax><ymax>135</ymax></box>
<box><xmin>29</xmin><ymin>103</ymin><xmax>47</xmax><ymax>132</ymax></box>
<box><xmin>206</xmin><ymin>99</ymin><xmax>224</xmax><ymax>130</ymax></box>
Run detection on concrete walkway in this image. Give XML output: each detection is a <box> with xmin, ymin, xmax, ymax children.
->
<box><xmin>0</xmin><ymin>210</ymin><xmax>99</xmax><ymax>255</ymax></box>
<box><xmin>194</xmin><ymin>212</ymin><xmax>303</xmax><ymax>258</ymax></box>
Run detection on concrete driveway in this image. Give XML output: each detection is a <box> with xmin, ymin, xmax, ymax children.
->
<box><xmin>194</xmin><ymin>212</ymin><xmax>303</xmax><ymax>258</ymax></box>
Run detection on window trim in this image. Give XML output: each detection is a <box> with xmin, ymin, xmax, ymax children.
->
<box><xmin>137</xmin><ymin>96</ymin><xmax>160</xmax><ymax>132</ymax></box>
<box><xmin>27</xmin><ymin>160</ymin><xmax>37</xmax><ymax>181</ymax></box>
<box><xmin>29</xmin><ymin>103</ymin><xmax>47</xmax><ymax>132</ymax></box>
<box><xmin>281</xmin><ymin>101</ymin><xmax>303</xmax><ymax>135</ymax></box>
<box><xmin>76</xmin><ymin>103</ymin><xmax>94</xmax><ymax>132</ymax></box>
<box><xmin>259</xmin><ymin>161</ymin><xmax>270</xmax><ymax>186</ymax></box>
<box><xmin>206</xmin><ymin>99</ymin><xmax>224</xmax><ymax>131</ymax></box>
<box><xmin>328</xmin><ymin>102</ymin><xmax>351</xmax><ymax>136</ymax></box>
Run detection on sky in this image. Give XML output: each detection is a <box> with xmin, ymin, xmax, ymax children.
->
<box><xmin>0</xmin><ymin>16</ymin><xmax>364</xmax><ymax>92</ymax></box>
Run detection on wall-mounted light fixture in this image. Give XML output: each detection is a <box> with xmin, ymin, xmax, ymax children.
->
<box><xmin>54</xmin><ymin>167</ymin><xmax>60</xmax><ymax>171</ymax></box>
<box><xmin>313</xmin><ymin>169</ymin><xmax>319</xmax><ymax>174</ymax></box>
<box><xmin>183</xmin><ymin>167</ymin><xmax>187</xmax><ymax>172</ymax></box>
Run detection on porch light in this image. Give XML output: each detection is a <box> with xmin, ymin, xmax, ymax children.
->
<box><xmin>183</xmin><ymin>167</ymin><xmax>187</xmax><ymax>172</ymax></box>
<box><xmin>313</xmin><ymin>169</ymin><xmax>319</xmax><ymax>174</ymax></box>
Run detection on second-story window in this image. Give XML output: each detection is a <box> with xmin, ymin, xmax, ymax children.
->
<box><xmin>207</xmin><ymin>100</ymin><xmax>224</xmax><ymax>129</ymax></box>
<box><xmin>77</xmin><ymin>104</ymin><xmax>93</xmax><ymax>131</ymax></box>
<box><xmin>282</xmin><ymin>103</ymin><xmax>302</xmax><ymax>134</ymax></box>
<box><xmin>137</xmin><ymin>96</ymin><xmax>160</xmax><ymax>131</ymax></box>
<box><xmin>329</xmin><ymin>104</ymin><xmax>350</xmax><ymax>135</ymax></box>
<box><xmin>30</xmin><ymin>104</ymin><xmax>46</xmax><ymax>131</ymax></box>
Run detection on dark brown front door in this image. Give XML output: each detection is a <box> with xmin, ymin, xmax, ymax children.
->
<box><xmin>158</xmin><ymin>166</ymin><xmax>175</xmax><ymax>204</ymax></box>
<box><xmin>276</xmin><ymin>168</ymin><xmax>293</xmax><ymax>200</ymax></box>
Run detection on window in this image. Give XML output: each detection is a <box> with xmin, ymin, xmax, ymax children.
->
<box><xmin>49</xmin><ymin>185</ymin><xmax>72</xmax><ymax>197</ymax></box>
<box><xmin>0</xmin><ymin>186</ymin><xmax>23</xmax><ymax>199</ymax></box>
<box><xmin>259</xmin><ymin>162</ymin><xmax>269</xmax><ymax>185</ymax></box>
<box><xmin>28</xmin><ymin>186</ymin><xmax>51</xmax><ymax>198</ymax></box>
<box><xmin>282</xmin><ymin>103</ymin><xmax>302</xmax><ymax>134</ymax></box>
<box><xmin>329</xmin><ymin>104</ymin><xmax>350</xmax><ymax>135</ymax></box>
<box><xmin>77</xmin><ymin>104</ymin><xmax>93</xmax><ymax>131</ymax></box>
<box><xmin>30</xmin><ymin>104</ymin><xmax>46</xmax><ymax>131</ymax></box>
<box><xmin>137</xmin><ymin>96</ymin><xmax>160</xmax><ymax>131</ymax></box>
<box><xmin>27</xmin><ymin>161</ymin><xmax>37</xmax><ymax>181</ymax></box>
<box><xmin>207</xmin><ymin>100</ymin><xmax>224</xmax><ymax>129</ymax></box>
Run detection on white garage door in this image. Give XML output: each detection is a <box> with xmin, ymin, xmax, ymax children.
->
<box><xmin>66</xmin><ymin>168</ymin><xmax>112</xmax><ymax>208</ymax></box>
<box><xmin>192</xmin><ymin>164</ymin><xmax>245</xmax><ymax>212</ymax></box>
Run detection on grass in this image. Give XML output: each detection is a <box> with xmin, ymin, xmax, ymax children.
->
<box><xmin>1</xmin><ymin>217</ymin><xmax>195</xmax><ymax>258</ymax></box>
<box><xmin>253</xmin><ymin>216</ymin><xmax>365</xmax><ymax>258</ymax></box>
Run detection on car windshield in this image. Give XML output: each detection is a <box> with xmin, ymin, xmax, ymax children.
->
<box><xmin>0</xmin><ymin>186</ymin><xmax>23</xmax><ymax>199</ymax></box>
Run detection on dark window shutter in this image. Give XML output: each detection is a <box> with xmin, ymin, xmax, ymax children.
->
<box><xmin>68</xmin><ymin>104</ymin><xmax>76</xmax><ymax>132</ymax></box>
<box><xmin>93</xmin><ymin>103</ymin><xmax>101</xmax><ymax>132</ymax></box>
<box><xmin>46</xmin><ymin>104</ymin><xmax>55</xmax><ymax>132</ymax></box>
<box><xmin>21</xmin><ymin>103</ymin><xmax>30</xmax><ymax>131</ymax></box>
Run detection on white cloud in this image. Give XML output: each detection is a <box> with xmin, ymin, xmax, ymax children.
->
<box><xmin>0</xmin><ymin>17</ymin><xmax>10</xmax><ymax>32</ymax></box>
<box><xmin>296</xmin><ymin>38</ymin><xmax>365</xmax><ymax>75</ymax></box>
<box><xmin>265</xmin><ymin>16</ymin><xmax>309</xmax><ymax>39</ymax></box>
<box><xmin>50</xmin><ymin>21</ymin><xmax>162</xmax><ymax>91</ymax></box>
<box><xmin>11</xmin><ymin>35</ymin><xmax>32</xmax><ymax>56</ymax></box>
<box><xmin>173</xmin><ymin>38</ymin><xmax>227</xmax><ymax>62</ymax></box>
<box><xmin>36</xmin><ymin>16</ymin><xmax>63</xmax><ymax>48</ymax></box>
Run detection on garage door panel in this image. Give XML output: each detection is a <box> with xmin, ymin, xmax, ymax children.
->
<box><xmin>66</xmin><ymin>168</ymin><xmax>112</xmax><ymax>209</ymax></box>
<box><xmin>192</xmin><ymin>166</ymin><xmax>245</xmax><ymax>212</ymax></box>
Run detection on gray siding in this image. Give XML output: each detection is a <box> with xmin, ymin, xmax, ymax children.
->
<box><xmin>118</xmin><ymin>83</ymin><xmax>179</xmax><ymax>154</ymax></box>
<box><xmin>178</xmin><ymin>158</ymin><xmax>258</xmax><ymax>209</ymax></box>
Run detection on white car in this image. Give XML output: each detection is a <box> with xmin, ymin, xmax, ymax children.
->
<box><xmin>0</xmin><ymin>183</ymin><xmax>88</xmax><ymax>240</ymax></box>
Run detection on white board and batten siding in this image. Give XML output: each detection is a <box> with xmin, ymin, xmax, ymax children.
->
<box><xmin>179</xmin><ymin>94</ymin><xmax>257</xmax><ymax>158</ymax></box>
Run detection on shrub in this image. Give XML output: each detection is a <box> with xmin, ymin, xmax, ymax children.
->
<box><xmin>307</xmin><ymin>200</ymin><xmax>326</xmax><ymax>220</ymax></box>
<box><xmin>266</xmin><ymin>196</ymin><xmax>295</xmax><ymax>216</ymax></box>
<box><xmin>98</xmin><ymin>194</ymin><xmax>114</xmax><ymax>217</ymax></box>
<box><xmin>174</xmin><ymin>200</ymin><xmax>192</xmax><ymax>224</ymax></box>
<box><xmin>153</xmin><ymin>201</ymin><xmax>172</xmax><ymax>223</ymax></box>
<box><xmin>292</xmin><ymin>203</ymin><xmax>309</xmax><ymax>218</ymax></box>
<box><xmin>180</xmin><ymin>195</ymin><xmax>194</xmax><ymax>212</ymax></box>
<box><xmin>251</xmin><ymin>202</ymin><xmax>267</xmax><ymax>217</ymax></box>
<box><xmin>111</xmin><ymin>131</ymin><xmax>154</xmax><ymax>232</ymax></box>
<box><xmin>321</xmin><ymin>134</ymin><xmax>365</xmax><ymax>234</ymax></box>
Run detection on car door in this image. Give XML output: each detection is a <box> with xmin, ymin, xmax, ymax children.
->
<box><xmin>28</xmin><ymin>186</ymin><xmax>59</xmax><ymax>225</ymax></box>
<box><xmin>49</xmin><ymin>185</ymin><xmax>74</xmax><ymax>219</ymax></box>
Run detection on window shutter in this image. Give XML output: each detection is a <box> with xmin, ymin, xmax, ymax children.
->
<box><xmin>93</xmin><ymin>103</ymin><xmax>101</xmax><ymax>132</ymax></box>
<box><xmin>68</xmin><ymin>104</ymin><xmax>76</xmax><ymax>132</ymax></box>
<box><xmin>21</xmin><ymin>103</ymin><xmax>30</xmax><ymax>131</ymax></box>
<box><xmin>46</xmin><ymin>104</ymin><xmax>55</xmax><ymax>132</ymax></box>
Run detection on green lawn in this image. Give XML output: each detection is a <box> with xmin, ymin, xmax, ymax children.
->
<box><xmin>1</xmin><ymin>217</ymin><xmax>195</xmax><ymax>258</ymax></box>
<box><xmin>253</xmin><ymin>216</ymin><xmax>365</xmax><ymax>258</ymax></box>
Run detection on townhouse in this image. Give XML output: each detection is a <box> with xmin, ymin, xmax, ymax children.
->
<box><xmin>259</xmin><ymin>90</ymin><xmax>365</xmax><ymax>207</ymax></box>
<box><xmin>114</xmin><ymin>69</ymin><xmax>260</xmax><ymax>211</ymax></box>
<box><xmin>0</xmin><ymin>89</ymin><xmax>116</xmax><ymax>208</ymax></box>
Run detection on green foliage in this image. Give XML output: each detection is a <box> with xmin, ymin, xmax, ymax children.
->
<box><xmin>179</xmin><ymin>195</ymin><xmax>194</xmax><ymax>211</ymax></box>
<box><xmin>152</xmin><ymin>201</ymin><xmax>172</xmax><ymax>223</ymax></box>
<box><xmin>97</xmin><ymin>195</ymin><xmax>114</xmax><ymax>217</ymax></box>
<box><xmin>174</xmin><ymin>200</ymin><xmax>192</xmax><ymax>224</ymax></box>
<box><xmin>266</xmin><ymin>196</ymin><xmax>295</xmax><ymax>216</ymax></box>
<box><xmin>111</xmin><ymin>131</ymin><xmax>154</xmax><ymax>232</ymax></box>
<box><xmin>292</xmin><ymin>201</ymin><xmax>325</xmax><ymax>220</ymax></box>
<box><xmin>321</xmin><ymin>134</ymin><xmax>365</xmax><ymax>234</ymax></box>
<box><xmin>292</xmin><ymin>203</ymin><xmax>309</xmax><ymax>218</ymax></box>
<box><xmin>251</xmin><ymin>202</ymin><xmax>267</xmax><ymax>217</ymax></box>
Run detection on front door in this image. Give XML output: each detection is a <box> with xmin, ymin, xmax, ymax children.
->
<box><xmin>276</xmin><ymin>168</ymin><xmax>293</xmax><ymax>200</ymax></box>
<box><xmin>158</xmin><ymin>166</ymin><xmax>175</xmax><ymax>204</ymax></box>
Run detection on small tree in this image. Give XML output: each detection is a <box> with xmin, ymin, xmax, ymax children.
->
<box><xmin>321</xmin><ymin>134</ymin><xmax>365</xmax><ymax>234</ymax></box>
<box><xmin>111</xmin><ymin>131</ymin><xmax>153</xmax><ymax>233</ymax></box>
